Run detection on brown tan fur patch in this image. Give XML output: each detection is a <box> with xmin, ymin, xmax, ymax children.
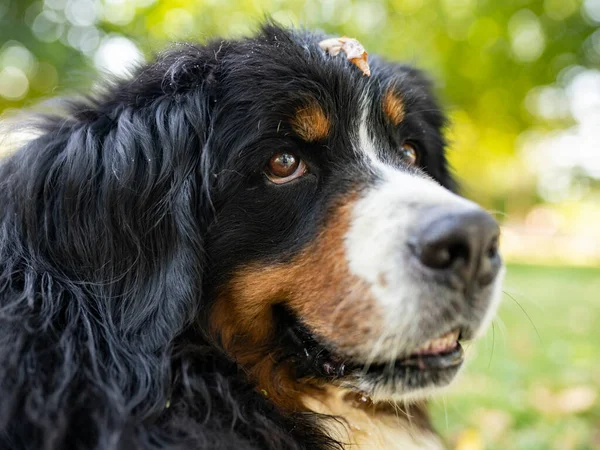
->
<box><xmin>290</xmin><ymin>101</ymin><xmax>331</xmax><ymax>142</ymax></box>
<box><xmin>210</xmin><ymin>194</ymin><xmax>382</xmax><ymax>411</ymax></box>
<box><xmin>383</xmin><ymin>88</ymin><xmax>405</xmax><ymax>126</ymax></box>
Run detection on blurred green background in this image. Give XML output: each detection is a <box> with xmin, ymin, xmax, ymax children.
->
<box><xmin>0</xmin><ymin>0</ymin><xmax>599</xmax><ymax>448</ymax></box>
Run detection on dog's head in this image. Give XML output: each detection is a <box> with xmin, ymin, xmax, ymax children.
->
<box><xmin>189</xmin><ymin>25</ymin><xmax>506</xmax><ymax>407</ymax></box>
<box><xmin>3</xmin><ymin>24</ymin><xmax>503</xmax><ymax>421</ymax></box>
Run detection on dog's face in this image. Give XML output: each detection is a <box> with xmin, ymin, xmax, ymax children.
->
<box><xmin>204</xmin><ymin>27</ymin><xmax>504</xmax><ymax>407</ymax></box>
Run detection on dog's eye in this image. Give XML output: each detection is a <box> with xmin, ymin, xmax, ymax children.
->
<box><xmin>400</xmin><ymin>142</ymin><xmax>418</xmax><ymax>166</ymax></box>
<box><xmin>266</xmin><ymin>152</ymin><xmax>307</xmax><ymax>184</ymax></box>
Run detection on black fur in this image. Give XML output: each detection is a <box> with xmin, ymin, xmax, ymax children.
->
<box><xmin>0</xmin><ymin>24</ymin><xmax>453</xmax><ymax>450</ymax></box>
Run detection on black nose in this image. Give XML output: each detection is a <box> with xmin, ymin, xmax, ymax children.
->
<box><xmin>412</xmin><ymin>208</ymin><xmax>501</xmax><ymax>288</ymax></box>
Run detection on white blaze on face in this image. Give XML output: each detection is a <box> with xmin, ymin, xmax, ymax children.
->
<box><xmin>343</xmin><ymin>97</ymin><xmax>503</xmax><ymax>362</ymax></box>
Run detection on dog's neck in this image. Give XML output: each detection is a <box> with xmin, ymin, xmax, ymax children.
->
<box><xmin>301</xmin><ymin>386</ymin><xmax>445</xmax><ymax>450</ymax></box>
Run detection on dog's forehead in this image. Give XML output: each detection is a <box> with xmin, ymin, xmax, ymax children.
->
<box><xmin>223</xmin><ymin>37</ymin><xmax>369</xmax><ymax>101</ymax></box>
<box><xmin>218</xmin><ymin>35</ymin><xmax>419</xmax><ymax>142</ymax></box>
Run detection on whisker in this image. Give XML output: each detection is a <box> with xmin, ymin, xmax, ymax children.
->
<box><xmin>401</xmin><ymin>108</ymin><xmax>444</xmax><ymax>119</ymax></box>
<box><xmin>486</xmin><ymin>209</ymin><xmax>509</xmax><ymax>219</ymax></box>
<box><xmin>326</xmin><ymin>292</ymin><xmax>357</xmax><ymax>333</ymax></box>
<box><xmin>360</xmin><ymin>332</ymin><xmax>387</xmax><ymax>376</ymax></box>
<box><xmin>494</xmin><ymin>315</ymin><xmax>508</xmax><ymax>346</ymax></box>
<box><xmin>212</xmin><ymin>168</ymin><xmax>245</xmax><ymax>178</ymax></box>
<box><xmin>503</xmin><ymin>290</ymin><xmax>542</xmax><ymax>343</ymax></box>
<box><xmin>385</xmin><ymin>330</ymin><xmax>402</xmax><ymax>387</ymax></box>
<box><xmin>402</xmin><ymin>399</ymin><xmax>414</xmax><ymax>432</ymax></box>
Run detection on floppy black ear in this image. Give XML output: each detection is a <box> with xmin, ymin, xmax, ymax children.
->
<box><xmin>0</xmin><ymin>44</ymin><xmax>220</xmax><ymax>448</ymax></box>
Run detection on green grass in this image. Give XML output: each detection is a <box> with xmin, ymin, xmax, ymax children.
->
<box><xmin>431</xmin><ymin>264</ymin><xmax>600</xmax><ymax>450</ymax></box>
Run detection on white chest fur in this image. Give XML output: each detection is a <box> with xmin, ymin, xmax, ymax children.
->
<box><xmin>301</xmin><ymin>387</ymin><xmax>445</xmax><ymax>450</ymax></box>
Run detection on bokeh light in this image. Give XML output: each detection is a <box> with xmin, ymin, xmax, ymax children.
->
<box><xmin>94</xmin><ymin>35</ymin><xmax>144</xmax><ymax>76</ymax></box>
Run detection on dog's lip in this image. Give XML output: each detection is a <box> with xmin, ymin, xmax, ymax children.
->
<box><xmin>342</xmin><ymin>344</ymin><xmax>464</xmax><ymax>378</ymax></box>
<box><xmin>395</xmin><ymin>343</ymin><xmax>464</xmax><ymax>371</ymax></box>
<box><xmin>355</xmin><ymin>330</ymin><xmax>464</xmax><ymax>374</ymax></box>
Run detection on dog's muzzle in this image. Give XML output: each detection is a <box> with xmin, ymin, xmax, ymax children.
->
<box><xmin>342</xmin><ymin>168</ymin><xmax>505</xmax><ymax>376</ymax></box>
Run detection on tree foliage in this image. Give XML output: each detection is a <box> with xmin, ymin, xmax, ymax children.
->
<box><xmin>2</xmin><ymin>0</ymin><xmax>599</xmax><ymax>213</ymax></box>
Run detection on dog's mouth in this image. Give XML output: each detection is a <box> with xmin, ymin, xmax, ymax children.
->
<box><xmin>275</xmin><ymin>305</ymin><xmax>465</xmax><ymax>390</ymax></box>
<box><xmin>336</xmin><ymin>329</ymin><xmax>465</xmax><ymax>387</ymax></box>
<box><xmin>362</xmin><ymin>329</ymin><xmax>464</xmax><ymax>374</ymax></box>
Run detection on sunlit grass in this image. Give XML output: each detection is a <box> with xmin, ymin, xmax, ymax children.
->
<box><xmin>432</xmin><ymin>264</ymin><xmax>600</xmax><ymax>450</ymax></box>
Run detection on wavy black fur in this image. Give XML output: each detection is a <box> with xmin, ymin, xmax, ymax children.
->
<box><xmin>0</xmin><ymin>25</ymin><xmax>345</xmax><ymax>450</ymax></box>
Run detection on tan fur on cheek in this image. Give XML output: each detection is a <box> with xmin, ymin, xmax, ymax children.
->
<box><xmin>383</xmin><ymin>88</ymin><xmax>405</xmax><ymax>126</ymax></box>
<box><xmin>291</xmin><ymin>101</ymin><xmax>331</xmax><ymax>142</ymax></box>
<box><xmin>209</xmin><ymin>196</ymin><xmax>383</xmax><ymax>411</ymax></box>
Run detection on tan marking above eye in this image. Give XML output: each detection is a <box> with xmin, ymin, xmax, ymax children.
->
<box><xmin>383</xmin><ymin>88</ymin><xmax>405</xmax><ymax>126</ymax></box>
<box><xmin>291</xmin><ymin>101</ymin><xmax>330</xmax><ymax>142</ymax></box>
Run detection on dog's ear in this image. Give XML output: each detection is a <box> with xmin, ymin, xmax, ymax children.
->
<box><xmin>18</xmin><ymin>44</ymin><xmax>221</xmax><ymax>344</ymax></box>
<box><xmin>0</xmin><ymin>44</ymin><xmax>222</xmax><ymax>447</ymax></box>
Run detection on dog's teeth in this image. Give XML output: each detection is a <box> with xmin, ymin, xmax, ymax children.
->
<box><xmin>414</xmin><ymin>330</ymin><xmax>459</xmax><ymax>354</ymax></box>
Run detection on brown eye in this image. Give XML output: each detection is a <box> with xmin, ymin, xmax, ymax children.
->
<box><xmin>400</xmin><ymin>142</ymin><xmax>418</xmax><ymax>166</ymax></box>
<box><xmin>266</xmin><ymin>152</ymin><xmax>307</xmax><ymax>184</ymax></box>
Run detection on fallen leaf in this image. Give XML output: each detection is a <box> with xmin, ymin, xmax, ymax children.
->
<box><xmin>318</xmin><ymin>37</ymin><xmax>371</xmax><ymax>76</ymax></box>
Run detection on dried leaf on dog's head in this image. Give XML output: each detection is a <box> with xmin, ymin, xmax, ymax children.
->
<box><xmin>318</xmin><ymin>37</ymin><xmax>371</xmax><ymax>77</ymax></box>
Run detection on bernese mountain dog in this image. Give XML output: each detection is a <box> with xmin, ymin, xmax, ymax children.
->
<box><xmin>0</xmin><ymin>24</ymin><xmax>504</xmax><ymax>450</ymax></box>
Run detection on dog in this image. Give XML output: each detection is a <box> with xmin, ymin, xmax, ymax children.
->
<box><xmin>0</xmin><ymin>23</ymin><xmax>504</xmax><ymax>450</ymax></box>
